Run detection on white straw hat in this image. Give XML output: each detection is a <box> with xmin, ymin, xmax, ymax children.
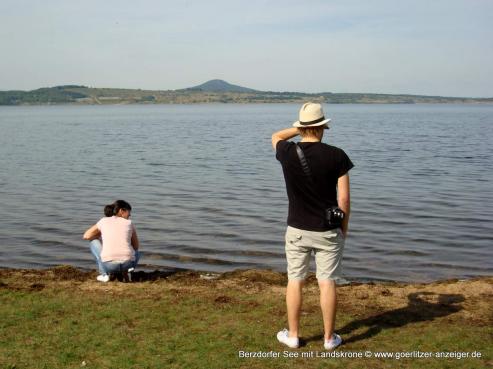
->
<box><xmin>293</xmin><ymin>102</ymin><xmax>331</xmax><ymax>128</ymax></box>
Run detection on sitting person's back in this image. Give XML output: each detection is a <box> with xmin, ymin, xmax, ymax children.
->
<box><xmin>97</xmin><ymin>215</ymin><xmax>135</xmax><ymax>262</ymax></box>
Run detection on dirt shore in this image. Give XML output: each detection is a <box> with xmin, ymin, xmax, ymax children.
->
<box><xmin>1</xmin><ymin>265</ymin><xmax>492</xmax><ymax>327</ymax></box>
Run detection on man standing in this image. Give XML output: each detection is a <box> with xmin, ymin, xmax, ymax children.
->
<box><xmin>272</xmin><ymin>102</ymin><xmax>353</xmax><ymax>350</ymax></box>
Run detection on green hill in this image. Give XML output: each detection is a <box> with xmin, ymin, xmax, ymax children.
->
<box><xmin>1</xmin><ymin>81</ymin><xmax>492</xmax><ymax>105</ymax></box>
<box><xmin>184</xmin><ymin>79</ymin><xmax>257</xmax><ymax>93</ymax></box>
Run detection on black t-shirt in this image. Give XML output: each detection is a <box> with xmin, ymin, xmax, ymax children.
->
<box><xmin>276</xmin><ymin>140</ymin><xmax>354</xmax><ymax>231</ymax></box>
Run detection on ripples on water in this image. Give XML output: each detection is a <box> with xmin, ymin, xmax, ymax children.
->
<box><xmin>0</xmin><ymin>104</ymin><xmax>492</xmax><ymax>282</ymax></box>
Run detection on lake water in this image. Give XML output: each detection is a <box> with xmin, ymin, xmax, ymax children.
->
<box><xmin>0</xmin><ymin>103</ymin><xmax>492</xmax><ymax>282</ymax></box>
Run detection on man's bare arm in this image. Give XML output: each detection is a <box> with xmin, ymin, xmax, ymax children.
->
<box><xmin>337</xmin><ymin>173</ymin><xmax>350</xmax><ymax>237</ymax></box>
<box><xmin>271</xmin><ymin>127</ymin><xmax>299</xmax><ymax>150</ymax></box>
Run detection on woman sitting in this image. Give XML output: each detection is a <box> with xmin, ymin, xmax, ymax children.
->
<box><xmin>83</xmin><ymin>200</ymin><xmax>140</xmax><ymax>282</ymax></box>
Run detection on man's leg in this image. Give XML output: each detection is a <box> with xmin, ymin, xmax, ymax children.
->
<box><xmin>284</xmin><ymin>227</ymin><xmax>311</xmax><ymax>339</ymax></box>
<box><xmin>286</xmin><ymin>279</ymin><xmax>304</xmax><ymax>338</ymax></box>
<box><xmin>314</xmin><ymin>229</ymin><xmax>344</xmax><ymax>342</ymax></box>
<box><xmin>318</xmin><ymin>279</ymin><xmax>337</xmax><ymax>340</ymax></box>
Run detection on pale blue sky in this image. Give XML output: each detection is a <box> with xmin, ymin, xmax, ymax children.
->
<box><xmin>1</xmin><ymin>0</ymin><xmax>492</xmax><ymax>96</ymax></box>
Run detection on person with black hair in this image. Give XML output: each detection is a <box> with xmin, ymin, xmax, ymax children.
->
<box><xmin>83</xmin><ymin>200</ymin><xmax>140</xmax><ymax>282</ymax></box>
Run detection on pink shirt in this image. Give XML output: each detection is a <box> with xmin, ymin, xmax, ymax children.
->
<box><xmin>97</xmin><ymin>216</ymin><xmax>135</xmax><ymax>262</ymax></box>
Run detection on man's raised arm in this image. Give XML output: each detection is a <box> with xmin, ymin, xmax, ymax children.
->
<box><xmin>271</xmin><ymin>127</ymin><xmax>299</xmax><ymax>150</ymax></box>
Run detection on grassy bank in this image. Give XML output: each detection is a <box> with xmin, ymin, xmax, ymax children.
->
<box><xmin>1</xmin><ymin>266</ymin><xmax>492</xmax><ymax>369</ymax></box>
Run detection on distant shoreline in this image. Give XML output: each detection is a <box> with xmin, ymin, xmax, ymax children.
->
<box><xmin>1</xmin><ymin>84</ymin><xmax>492</xmax><ymax>106</ymax></box>
<box><xmin>3</xmin><ymin>101</ymin><xmax>493</xmax><ymax>107</ymax></box>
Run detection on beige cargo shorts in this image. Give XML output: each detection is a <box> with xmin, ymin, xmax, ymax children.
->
<box><xmin>285</xmin><ymin>226</ymin><xmax>345</xmax><ymax>281</ymax></box>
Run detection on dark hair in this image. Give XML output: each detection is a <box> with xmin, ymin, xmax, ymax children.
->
<box><xmin>104</xmin><ymin>200</ymin><xmax>132</xmax><ymax>216</ymax></box>
<box><xmin>103</xmin><ymin>205</ymin><xmax>114</xmax><ymax>217</ymax></box>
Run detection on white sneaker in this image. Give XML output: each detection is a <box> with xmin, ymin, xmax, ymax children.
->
<box><xmin>277</xmin><ymin>329</ymin><xmax>299</xmax><ymax>348</ymax></box>
<box><xmin>127</xmin><ymin>268</ymin><xmax>135</xmax><ymax>282</ymax></box>
<box><xmin>324</xmin><ymin>333</ymin><xmax>342</xmax><ymax>350</ymax></box>
<box><xmin>96</xmin><ymin>274</ymin><xmax>110</xmax><ymax>283</ymax></box>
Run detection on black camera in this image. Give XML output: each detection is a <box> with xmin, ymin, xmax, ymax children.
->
<box><xmin>325</xmin><ymin>206</ymin><xmax>345</xmax><ymax>227</ymax></box>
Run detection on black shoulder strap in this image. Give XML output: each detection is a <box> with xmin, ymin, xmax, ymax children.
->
<box><xmin>295</xmin><ymin>143</ymin><xmax>313</xmax><ymax>181</ymax></box>
<box><xmin>295</xmin><ymin>143</ymin><xmax>334</xmax><ymax>217</ymax></box>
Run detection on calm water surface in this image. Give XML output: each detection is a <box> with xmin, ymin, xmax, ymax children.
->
<box><xmin>0</xmin><ymin>103</ymin><xmax>492</xmax><ymax>282</ymax></box>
